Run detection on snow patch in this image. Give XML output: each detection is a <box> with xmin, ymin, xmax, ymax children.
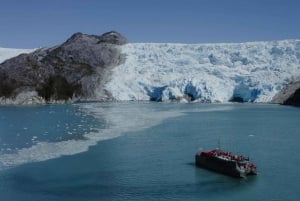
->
<box><xmin>0</xmin><ymin>47</ymin><xmax>34</xmax><ymax>63</ymax></box>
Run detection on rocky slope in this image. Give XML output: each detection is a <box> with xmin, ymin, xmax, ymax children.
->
<box><xmin>0</xmin><ymin>31</ymin><xmax>127</xmax><ymax>104</ymax></box>
<box><xmin>271</xmin><ymin>82</ymin><xmax>300</xmax><ymax>106</ymax></box>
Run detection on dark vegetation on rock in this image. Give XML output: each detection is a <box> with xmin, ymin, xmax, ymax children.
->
<box><xmin>36</xmin><ymin>75</ymin><xmax>78</xmax><ymax>101</ymax></box>
<box><xmin>0</xmin><ymin>31</ymin><xmax>127</xmax><ymax>102</ymax></box>
<box><xmin>0</xmin><ymin>74</ymin><xmax>17</xmax><ymax>98</ymax></box>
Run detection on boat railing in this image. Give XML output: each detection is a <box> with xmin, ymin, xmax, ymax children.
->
<box><xmin>202</xmin><ymin>150</ymin><xmax>250</xmax><ymax>162</ymax></box>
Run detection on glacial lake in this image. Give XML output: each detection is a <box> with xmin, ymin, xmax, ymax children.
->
<box><xmin>0</xmin><ymin>102</ymin><xmax>299</xmax><ymax>201</ymax></box>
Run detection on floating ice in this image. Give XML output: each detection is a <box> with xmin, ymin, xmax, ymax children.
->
<box><xmin>0</xmin><ymin>102</ymin><xmax>184</xmax><ymax>170</ymax></box>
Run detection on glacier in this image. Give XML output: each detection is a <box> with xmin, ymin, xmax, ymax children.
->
<box><xmin>0</xmin><ymin>47</ymin><xmax>34</xmax><ymax>63</ymax></box>
<box><xmin>105</xmin><ymin>40</ymin><xmax>300</xmax><ymax>103</ymax></box>
<box><xmin>1</xmin><ymin>39</ymin><xmax>300</xmax><ymax>104</ymax></box>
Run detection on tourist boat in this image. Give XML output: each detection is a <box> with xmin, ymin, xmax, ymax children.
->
<box><xmin>195</xmin><ymin>149</ymin><xmax>257</xmax><ymax>178</ymax></box>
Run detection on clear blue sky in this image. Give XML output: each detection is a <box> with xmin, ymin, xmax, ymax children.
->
<box><xmin>0</xmin><ymin>0</ymin><xmax>300</xmax><ymax>48</ymax></box>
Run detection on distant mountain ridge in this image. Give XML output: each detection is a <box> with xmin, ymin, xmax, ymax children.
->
<box><xmin>0</xmin><ymin>33</ymin><xmax>300</xmax><ymax>106</ymax></box>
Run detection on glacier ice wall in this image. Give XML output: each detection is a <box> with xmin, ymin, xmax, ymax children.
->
<box><xmin>105</xmin><ymin>40</ymin><xmax>300</xmax><ymax>102</ymax></box>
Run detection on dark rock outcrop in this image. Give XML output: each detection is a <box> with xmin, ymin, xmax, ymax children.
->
<box><xmin>271</xmin><ymin>81</ymin><xmax>300</xmax><ymax>106</ymax></box>
<box><xmin>0</xmin><ymin>31</ymin><xmax>127</xmax><ymax>103</ymax></box>
<box><xmin>283</xmin><ymin>88</ymin><xmax>300</xmax><ymax>106</ymax></box>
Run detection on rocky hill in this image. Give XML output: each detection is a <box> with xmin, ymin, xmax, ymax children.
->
<box><xmin>0</xmin><ymin>31</ymin><xmax>127</xmax><ymax>104</ymax></box>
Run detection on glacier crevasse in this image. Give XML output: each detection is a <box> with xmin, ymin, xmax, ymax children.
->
<box><xmin>105</xmin><ymin>40</ymin><xmax>300</xmax><ymax>102</ymax></box>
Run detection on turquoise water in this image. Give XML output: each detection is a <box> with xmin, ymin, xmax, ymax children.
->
<box><xmin>0</xmin><ymin>103</ymin><xmax>300</xmax><ymax>201</ymax></box>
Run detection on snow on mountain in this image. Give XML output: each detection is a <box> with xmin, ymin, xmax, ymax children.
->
<box><xmin>105</xmin><ymin>40</ymin><xmax>300</xmax><ymax>103</ymax></box>
<box><xmin>0</xmin><ymin>47</ymin><xmax>34</xmax><ymax>63</ymax></box>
